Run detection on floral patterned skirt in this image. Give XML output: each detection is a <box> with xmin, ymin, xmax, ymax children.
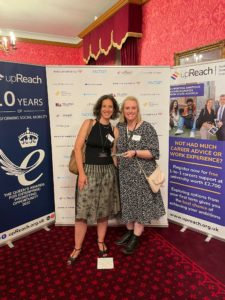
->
<box><xmin>75</xmin><ymin>164</ymin><xmax>120</xmax><ymax>224</ymax></box>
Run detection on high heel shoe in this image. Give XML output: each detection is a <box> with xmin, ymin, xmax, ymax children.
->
<box><xmin>67</xmin><ymin>248</ymin><xmax>81</xmax><ymax>265</ymax></box>
<box><xmin>98</xmin><ymin>241</ymin><xmax>108</xmax><ymax>257</ymax></box>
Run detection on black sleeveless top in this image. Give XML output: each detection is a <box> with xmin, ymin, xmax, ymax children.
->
<box><xmin>85</xmin><ymin>121</ymin><xmax>114</xmax><ymax>165</ymax></box>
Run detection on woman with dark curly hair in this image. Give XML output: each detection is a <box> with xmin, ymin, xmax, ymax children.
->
<box><xmin>67</xmin><ymin>94</ymin><xmax>121</xmax><ymax>265</ymax></box>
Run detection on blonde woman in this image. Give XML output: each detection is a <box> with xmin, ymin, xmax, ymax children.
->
<box><xmin>115</xmin><ymin>96</ymin><xmax>165</xmax><ymax>254</ymax></box>
<box><xmin>197</xmin><ymin>99</ymin><xmax>215</xmax><ymax>139</ymax></box>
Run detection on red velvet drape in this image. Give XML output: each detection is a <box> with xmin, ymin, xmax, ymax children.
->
<box><xmin>82</xmin><ymin>3</ymin><xmax>142</xmax><ymax>64</ymax></box>
<box><xmin>121</xmin><ymin>37</ymin><xmax>138</xmax><ymax>65</ymax></box>
<box><xmin>88</xmin><ymin>47</ymin><xmax>116</xmax><ymax>65</ymax></box>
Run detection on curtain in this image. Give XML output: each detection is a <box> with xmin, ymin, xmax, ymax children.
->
<box><xmin>88</xmin><ymin>58</ymin><xmax>96</xmax><ymax>65</ymax></box>
<box><xmin>88</xmin><ymin>47</ymin><xmax>116</xmax><ymax>65</ymax></box>
<box><xmin>82</xmin><ymin>3</ymin><xmax>142</xmax><ymax>64</ymax></box>
<box><xmin>121</xmin><ymin>37</ymin><xmax>138</xmax><ymax>65</ymax></box>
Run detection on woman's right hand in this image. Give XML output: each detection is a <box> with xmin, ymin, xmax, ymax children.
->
<box><xmin>78</xmin><ymin>173</ymin><xmax>87</xmax><ymax>191</ymax></box>
<box><xmin>123</xmin><ymin>150</ymin><xmax>136</xmax><ymax>158</ymax></box>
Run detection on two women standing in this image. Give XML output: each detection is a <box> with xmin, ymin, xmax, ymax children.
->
<box><xmin>68</xmin><ymin>95</ymin><xmax>165</xmax><ymax>264</ymax></box>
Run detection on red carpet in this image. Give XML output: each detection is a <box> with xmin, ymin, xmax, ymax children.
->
<box><xmin>1</xmin><ymin>225</ymin><xmax>225</xmax><ymax>299</ymax></box>
<box><xmin>155</xmin><ymin>222</ymin><xmax>225</xmax><ymax>285</ymax></box>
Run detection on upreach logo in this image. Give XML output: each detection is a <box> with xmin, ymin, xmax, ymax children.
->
<box><xmin>2</xmin><ymin>73</ymin><xmax>42</xmax><ymax>84</ymax></box>
<box><xmin>171</xmin><ymin>72</ymin><xmax>180</xmax><ymax>80</ymax></box>
<box><xmin>171</xmin><ymin>67</ymin><xmax>215</xmax><ymax>80</ymax></box>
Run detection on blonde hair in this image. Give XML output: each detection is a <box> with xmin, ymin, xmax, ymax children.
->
<box><xmin>119</xmin><ymin>96</ymin><xmax>142</xmax><ymax>123</ymax></box>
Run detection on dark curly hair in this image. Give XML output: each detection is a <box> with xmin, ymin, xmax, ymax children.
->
<box><xmin>93</xmin><ymin>94</ymin><xmax>119</xmax><ymax>120</ymax></box>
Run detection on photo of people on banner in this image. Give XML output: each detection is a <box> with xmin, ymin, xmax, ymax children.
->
<box><xmin>169</xmin><ymin>81</ymin><xmax>225</xmax><ymax>141</ymax></box>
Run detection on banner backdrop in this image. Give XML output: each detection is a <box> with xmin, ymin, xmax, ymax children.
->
<box><xmin>169</xmin><ymin>60</ymin><xmax>225</xmax><ymax>240</ymax></box>
<box><xmin>0</xmin><ymin>61</ymin><xmax>55</xmax><ymax>246</ymax></box>
<box><xmin>46</xmin><ymin>66</ymin><xmax>170</xmax><ymax>226</ymax></box>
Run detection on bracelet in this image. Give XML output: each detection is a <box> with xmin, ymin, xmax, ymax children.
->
<box><xmin>134</xmin><ymin>150</ymin><xmax>137</xmax><ymax>157</ymax></box>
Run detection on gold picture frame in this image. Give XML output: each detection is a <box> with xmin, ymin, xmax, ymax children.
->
<box><xmin>174</xmin><ymin>40</ymin><xmax>225</xmax><ymax>66</ymax></box>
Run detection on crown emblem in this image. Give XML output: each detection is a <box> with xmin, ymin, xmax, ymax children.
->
<box><xmin>18</xmin><ymin>127</ymin><xmax>39</xmax><ymax>148</ymax></box>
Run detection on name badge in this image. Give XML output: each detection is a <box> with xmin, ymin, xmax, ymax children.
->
<box><xmin>106</xmin><ymin>134</ymin><xmax>114</xmax><ymax>143</ymax></box>
<box><xmin>132</xmin><ymin>134</ymin><xmax>141</xmax><ymax>141</ymax></box>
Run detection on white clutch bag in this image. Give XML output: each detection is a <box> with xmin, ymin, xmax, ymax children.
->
<box><xmin>136</xmin><ymin>159</ymin><xmax>165</xmax><ymax>193</ymax></box>
<box><xmin>146</xmin><ymin>164</ymin><xmax>165</xmax><ymax>193</ymax></box>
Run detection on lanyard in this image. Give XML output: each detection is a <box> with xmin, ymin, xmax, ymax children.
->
<box><xmin>98</xmin><ymin>121</ymin><xmax>112</xmax><ymax>153</ymax></box>
<box><xmin>126</xmin><ymin>122</ymin><xmax>137</xmax><ymax>148</ymax></box>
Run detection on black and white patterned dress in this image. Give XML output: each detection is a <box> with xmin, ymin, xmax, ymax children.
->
<box><xmin>117</xmin><ymin>121</ymin><xmax>165</xmax><ymax>224</ymax></box>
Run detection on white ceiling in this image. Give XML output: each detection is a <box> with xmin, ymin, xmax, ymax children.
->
<box><xmin>0</xmin><ymin>0</ymin><xmax>118</xmax><ymax>44</ymax></box>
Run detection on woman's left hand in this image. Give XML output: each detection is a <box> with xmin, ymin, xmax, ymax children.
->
<box><xmin>78</xmin><ymin>173</ymin><xmax>88</xmax><ymax>191</ymax></box>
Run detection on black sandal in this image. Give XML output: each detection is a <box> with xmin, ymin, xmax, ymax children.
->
<box><xmin>98</xmin><ymin>241</ymin><xmax>108</xmax><ymax>257</ymax></box>
<box><xmin>67</xmin><ymin>248</ymin><xmax>81</xmax><ymax>265</ymax></box>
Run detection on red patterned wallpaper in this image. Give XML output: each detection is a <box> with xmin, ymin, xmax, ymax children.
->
<box><xmin>139</xmin><ymin>0</ymin><xmax>225</xmax><ymax>66</ymax></box>
<box><xmin>1</xmin><ymin>1</ymin><xmax>224</xmax><ymax>67</ymax></box>
<box><xmin>0</xmin><ymin>41</ymin><xmax>84</xmax><ymax>65</ymax></box>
